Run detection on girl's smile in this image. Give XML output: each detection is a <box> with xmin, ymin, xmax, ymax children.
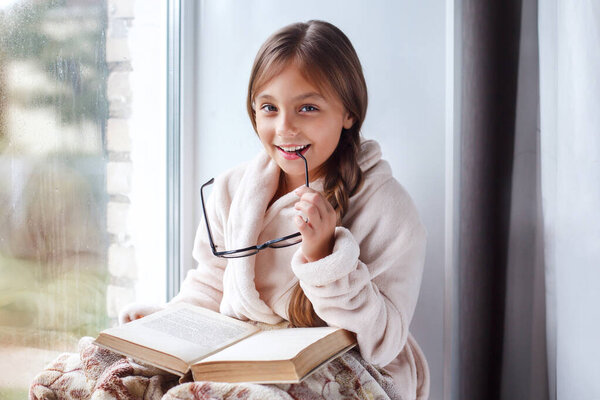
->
<box><xmin>254</xmin><ymin>63</ymin><xmax>354</xmax><ymax>189</ymax></box>
<box><xmin>275</xmin><ymin>144</ymin><xmax>311</xmax><ymax>160</ymax></box>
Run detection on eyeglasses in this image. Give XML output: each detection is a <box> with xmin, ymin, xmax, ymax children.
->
<box><xmin>200</xmin><ymin>151</ymin><xmax>309</xmax><ymax>258</ymax></box>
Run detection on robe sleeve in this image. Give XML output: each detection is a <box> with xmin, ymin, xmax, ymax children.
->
<box><xmin>291</xmin><ymin>178</ymin><xmax>426</xmax><ymax>367</ymax></box>
<box><xmin>169</xmin><ymin>182</ymin><xmax>227</xmax><ymax>312</ymax></box>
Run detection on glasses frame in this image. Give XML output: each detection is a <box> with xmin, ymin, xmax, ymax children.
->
<box><xmin>200</xmin><ymin>150</ymin><xmax>309</xmax><ymax>258</ymax></box>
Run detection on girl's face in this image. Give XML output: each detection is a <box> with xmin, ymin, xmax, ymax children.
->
<box><xmin>254</xmin><ymin>63</ymin><xmax>355</xmax><ymax>189</ymax></box>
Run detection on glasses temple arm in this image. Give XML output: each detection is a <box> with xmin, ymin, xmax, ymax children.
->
<box><xmin>295</xmin><ymin>150</ymin><xmax>309</xmax><ymax>188</ymax></box>
<box><xmin>200</xmin><ymin>178</ymin><xmax>219</xmax><ymax>255</ymax></box>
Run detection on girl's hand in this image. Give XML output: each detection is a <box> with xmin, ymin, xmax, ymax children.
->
<box><xmin>118</xmin><ymin>302</ymin><xmax>166</xmax><ymax>325</ymax></box>
<box><xmin>293</xmin><ymin>186</ymin><xmax>337</xmax><ymax>262</ymax></box>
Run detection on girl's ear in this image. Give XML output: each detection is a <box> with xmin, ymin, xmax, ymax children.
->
<box><xmin>343</xmin><ymin>111</ymin><xmax>355</xmax><ymax>130</ymax></box>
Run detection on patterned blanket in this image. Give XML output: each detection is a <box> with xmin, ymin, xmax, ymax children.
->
<box><xmin>29</xmin><ymin>337</ymin><xmax>403</xmax><ymax>400</ymax></box>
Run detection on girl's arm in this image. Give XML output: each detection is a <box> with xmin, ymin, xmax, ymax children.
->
<box><xmin>291</xmin><ymin>178</ymin><xmax>426</xmax><ymax>367</ymax></box>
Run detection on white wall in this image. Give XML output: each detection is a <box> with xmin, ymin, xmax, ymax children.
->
<box><xmin>539</xmin><ymin>1</ymin><xmax>600</xmax><ymax>398</ymax></box>
<box><xmin>187</xmin><ymin>1</ymin><xmax>448</xmax><ymax>398</ymax></box>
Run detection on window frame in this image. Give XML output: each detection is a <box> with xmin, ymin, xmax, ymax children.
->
<box><xmin>167</xmin><ymin>0</ymin><xmax>198</xmax><ymax>300</ymax></box>
<box><xmin>166</xmin><ymin>0</ymin><xmax>181</xmax><ymax>300</ymax></box>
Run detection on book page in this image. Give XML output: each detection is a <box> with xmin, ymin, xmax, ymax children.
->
<box><xmin>102</xmin><ymin>304</ymin><xmax>258</xmax><ymax>364</ymax></box>
<box><xmin>200</xmin><ymin>327</ymin><xmax>339</xmax><ymax>362</ymax></box>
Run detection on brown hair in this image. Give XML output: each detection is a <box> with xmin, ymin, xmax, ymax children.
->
<box><xmin>246</xmin><ymin>20</ymin><xmax>368</xmax><ymax>327</ymax></box>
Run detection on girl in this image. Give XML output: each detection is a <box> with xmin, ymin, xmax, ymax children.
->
<box><xmin>121</xmin><ymin>20</ymin><xmax>429</xmax><ymax>399</ymax></box>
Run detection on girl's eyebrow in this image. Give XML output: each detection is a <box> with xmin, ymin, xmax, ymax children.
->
<box><xmin>256</xmin><ymin>92</ymin><xmax>325</xmax><ymax>102</ymax></box>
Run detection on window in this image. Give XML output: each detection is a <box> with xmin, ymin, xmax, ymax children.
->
<box><xmin>0</xmin><ymin>0</ymin><xmax>167</xmax><ymax>395</ymax></box>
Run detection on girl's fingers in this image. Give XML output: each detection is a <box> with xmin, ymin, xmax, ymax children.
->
<box><xmin>294</xmin><ymin>186</ymin><xmax>336</xmax><ymax>237</ymax></box>
<box><xmin>298</xmin><ymin>190</ymin><xmax>330</xmax><ymax>212</ymax></box>
<box><xmin>294</xmin><ymin>189</ymin><xmax>334</xmax><ymax>218</ymax></box>
<box><xmin>295</xmin><ymin>215</ymin><xmax>316</xmax><ymax>236</ymax></box>
<box><xmin>294</xmin><ymin>200</ymin><xmax>322</xmax><ymax>224</ymax></box>
<box><xmin>295</xmin><ymin>214</ymin><xmax>310</xmax><ymax>228</ymax></box>
<box><xmin>294</xmin><ymin>187</ymin><xmax>337</xmax><ymax>262</ymax></box>
<box><xmin>294</xmin><ymin>185</ymin><xmax>312</xmax><ymax>196</ymax></box>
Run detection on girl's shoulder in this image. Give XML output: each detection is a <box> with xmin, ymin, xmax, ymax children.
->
<box><xmin>351</xmin><ymin>139</ymin><xmax>425</xmax><ymax>234</ymax></box>
<box><xmin>356</xmin><ymin>159</ymin><xmax>417</xmax><ymax>216</ymax></box>
<box><xmin>357</xmin><ymin>139</ymin><xmax>403</xmax><ymax>202</ymax></box>
<box><xmin>347</xmin><ymin>168</ymin><xmax>426</xmax><ymax>247</ymax></box>
<box><xmin>357</xmin><ymin>138</ymin><xmax>416</xmax><ymax>206</ymax></box>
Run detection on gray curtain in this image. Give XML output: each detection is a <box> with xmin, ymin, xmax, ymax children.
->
<box><xmin>458</xmin><ymin>0</ymin><xmax>548</xmax><ymax>398</ymax></box>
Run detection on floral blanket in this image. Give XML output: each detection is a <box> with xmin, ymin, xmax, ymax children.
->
<box><xmin>29</xmin><ymin>337</ymin><xmax>403</xmax><ymax>400</ymax></box>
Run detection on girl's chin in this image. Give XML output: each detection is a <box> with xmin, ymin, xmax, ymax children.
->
<box><xmin>276</xmin><ymin>164</ymin><xmax>305</xmax><ymax>177</ymax></box>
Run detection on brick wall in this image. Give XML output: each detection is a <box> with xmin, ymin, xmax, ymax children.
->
<box><xmin>104</xmin><ymin>0</ymin><xmax>136</xmax><ymax>322</ymax></box>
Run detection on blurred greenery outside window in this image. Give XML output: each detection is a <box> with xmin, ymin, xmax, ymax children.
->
<box><xmin>0</xmin><ymin>0</ymin><xmax>167</xmax><ymax>395</ymax></box>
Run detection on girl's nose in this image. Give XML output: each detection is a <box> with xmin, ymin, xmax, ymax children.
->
<box><xmin>275</xmin><ymin>112</ymin><xmax>298</xmax><ymax>137</ymax></box>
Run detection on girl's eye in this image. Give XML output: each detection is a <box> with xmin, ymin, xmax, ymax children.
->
<box><xmin>261</xmin><ymin>104</ymin><xmax>277</xmax><ymax>112</ymax></box>
<box><xmin>300</xmin><ymin>105</ymin><xmax>318</xmax><ymax>112</ymax></box>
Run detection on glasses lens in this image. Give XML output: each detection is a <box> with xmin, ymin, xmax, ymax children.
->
<box><xmin>269</xmin><ymin>235</ymin><xmax>302</xmax><ymax>249</ymax></box>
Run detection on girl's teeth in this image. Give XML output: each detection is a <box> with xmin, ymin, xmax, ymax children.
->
<box><xmin>281</xmin><ymin>145</ymin><xmax>308</xmax><ymax>152</ymax></box>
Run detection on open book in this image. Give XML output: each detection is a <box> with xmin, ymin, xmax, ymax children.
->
<box><xmin>93</xmin><ymin>303</ymin><xmax>356</xmax><ymax>384</ymax></box>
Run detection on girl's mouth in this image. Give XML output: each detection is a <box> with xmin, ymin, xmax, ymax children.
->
<box><xmin>276</xmin><ymin>144</ymin><xmax>310</xmax><ymax>160</ymax></box>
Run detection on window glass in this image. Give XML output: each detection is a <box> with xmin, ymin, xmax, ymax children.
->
<box><xmin>0</xmin><ymin>0</ymin><xmax>166</xmax><ymax>395</ymax></box>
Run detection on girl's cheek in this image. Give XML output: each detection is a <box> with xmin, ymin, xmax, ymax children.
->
<box><xmin>256</xmin><ymin>119</ymin><xmax>276</xmax><ymax>134</ymax></box>
<box><xmin>255</xmin><ymin>120</ymin><xmax>274</xmax><ymax>141</ymax></box>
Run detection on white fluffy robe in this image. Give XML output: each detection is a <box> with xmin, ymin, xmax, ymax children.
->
<box><xmin>219</xmin><ymin>154</ymin><xmax>284</xmax><ymax>324</ymax></box>
<box><xmin>171</xmin><ymin>140</ymin><xmax>430</xmax><ymax>399</ymax></box>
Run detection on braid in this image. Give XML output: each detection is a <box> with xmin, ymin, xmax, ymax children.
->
<box><xmin>323</xmin><ymin>134</ymin><xmax>363</xmax><ymax>224</ymax></box>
